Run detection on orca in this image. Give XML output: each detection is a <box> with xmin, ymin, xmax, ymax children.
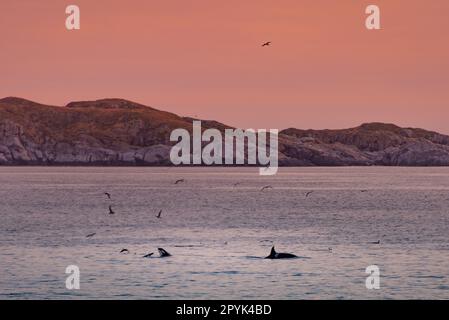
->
<box><xmin>265</xmin><ymin>246</ymin><xmax>297</xmax><ymax>259</ymax></box>
<box><xmin>143</xmin><ymin>252</ymin><xmax>154</xmax><ymax>258</ymax></box>
<box><xmin>158</xmin><ymin>248</ymin><xmax>171</xmax><ymax>257</ymax></box>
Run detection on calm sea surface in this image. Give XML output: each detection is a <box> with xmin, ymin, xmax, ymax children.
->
<box><xmin>0</xmin><ymin>167</ymin><xmax>449</xmax><ymax>299</ymax></box>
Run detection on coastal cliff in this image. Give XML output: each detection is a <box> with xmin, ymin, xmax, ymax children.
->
<box><xmin>1</xmin><ymin>97</ymin><xmax>449</xmax><ymax>166</ymax></box>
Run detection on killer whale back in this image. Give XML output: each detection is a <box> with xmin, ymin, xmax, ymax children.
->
<box><xmin>275</xmin><ymin>252</ymin><xmax>297</xmax><ymax>259</ymax></box>
<box><xmin>265</xmin><ymin>246</ymin><xmax>297</xmax><ymax>259</ymax></box>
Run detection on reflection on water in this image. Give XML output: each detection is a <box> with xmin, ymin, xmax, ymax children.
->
<box><xmin>0</xmin><ymin>167</ymin><xmax>449</xmax><ymax>299</ymax></box>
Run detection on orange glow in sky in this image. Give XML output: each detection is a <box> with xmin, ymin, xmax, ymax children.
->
<box><xmin>1</xmin><ymin>1</ymin><xmax>449</xmax><ymax>132</ymax></box>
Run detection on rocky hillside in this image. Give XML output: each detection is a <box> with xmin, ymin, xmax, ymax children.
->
<box><xmin>1</xmin><ymin>97</ymin><xmax>449</xmax><ymax>166</ymax></box>
<box><xmin>280</xmin><ymin>123</ymin><xmax>449</xmax><ymax>166</ymax></box>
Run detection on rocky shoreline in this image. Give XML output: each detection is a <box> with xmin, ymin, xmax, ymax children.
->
<box><xmin>2</xmin><ymin>97</ymin><xmax>449</xmax><ymax>166</ymax></box>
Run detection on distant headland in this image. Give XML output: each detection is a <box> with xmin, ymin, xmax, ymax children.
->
<box><xmin>1</xmin><ymin>97</ymin><xmax>449</xmax><ymax>166</ymax></box>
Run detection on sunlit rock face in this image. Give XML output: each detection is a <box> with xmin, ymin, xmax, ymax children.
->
<box><xmin>1</xmin><ymin>97</ymin><xmax>449</xmax><ymax>166</ymax></box>
<box><xmin>280</xmin><ymin>123</ymin><xmax>449</xmax><ymax>166</ymax></box>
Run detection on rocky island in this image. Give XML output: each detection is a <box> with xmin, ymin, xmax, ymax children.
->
<box><xmin>1</xmin><ymin>97</ymin><xmax>449</xmax><ymax>166</ymax></box>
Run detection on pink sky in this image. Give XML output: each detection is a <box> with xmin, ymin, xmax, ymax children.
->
<box><xmin>1</xmin><ymin>0</ymin><xmax>449</xmax><ymax>132</ymax></box>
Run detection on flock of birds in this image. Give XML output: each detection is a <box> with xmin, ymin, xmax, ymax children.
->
<box><xmin>84</xmin><ymin>176</ymin><xmax>380</xmax><ymax>260</ymax></box>
<box><xmin>92</xmin><ymin>180</ymin><xmax>189</xmax><ymax>258</ymax></box>
<box><xmin>82</xmin><ymin>42</ymin><xmax>384</xmax><ymax>259</ymax></box>
<box><xmin>83</xmin><ymin>180</ymin><xmax>188</xmax><ymax>258</ymax></box>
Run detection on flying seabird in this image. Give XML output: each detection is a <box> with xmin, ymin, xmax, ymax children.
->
<box><xmin>260</xmin><ymin>185</ymin><xmax>273</xmax><ymax>191</ymax></box>
<box><xmin>108</xmin><ymin>205</ymin><xmax>115</xmax><ymax>215</ymax></box>
<box><xmin>262</xmin><ymin>41</ymin><xmax>271</xmax><ymax>47</ymax></box>
<box><xmin>156</xmin><ymin>209</ymin><xmax>162</xmax><ymax>219</ymax></box>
